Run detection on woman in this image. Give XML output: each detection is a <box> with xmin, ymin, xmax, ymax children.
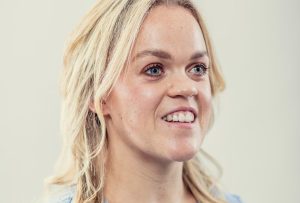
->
<box><xmin>43</xmin><ymin>0</ymin><xmax>243</xmax><ymax>203</ymax></box>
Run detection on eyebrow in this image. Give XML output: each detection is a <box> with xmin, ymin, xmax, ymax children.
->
<box><xmin>132</xmin><ymin>49</ymin><xmax>208</xmax><ymax>61</ymax></box>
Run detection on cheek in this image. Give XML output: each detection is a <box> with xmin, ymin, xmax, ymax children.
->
<box><xmin>107</xmin><ymin>80</ymin><xmax>165</xmax><ymax>150</ymax></box>
<box><xmin>129</xmin><ymin>84</ymin><xmax>163</xmax><ymax>122</ymax></box>
<box><xmin>197</xmin><ymin>83</ymin><xmax>213</xmax><ymax>131</ymax></box>
<box><xmin>110</xmin><ymin>80</ymin><xmax>163</xmax><ymax>128</ymax></box>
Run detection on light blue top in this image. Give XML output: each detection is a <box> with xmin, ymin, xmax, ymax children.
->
<box><xmin>45</xmin><ymin>185</ymin><xmax>243</xmax><ymax>203</ymax></box>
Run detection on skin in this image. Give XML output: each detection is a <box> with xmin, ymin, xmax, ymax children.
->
<box><xmin>102</xmin><ymin>5</ymin><xmax>212</xmax><ymax>203</ymax></box>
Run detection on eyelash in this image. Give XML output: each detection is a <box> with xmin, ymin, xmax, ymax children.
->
<box><xmin>144</xmin><ymin>63</ymin><xmax>208</xmax><ymax>78</ymax></box>
<box><xmin>189</xmin><ymin>63</ymin><xmax>208</xmax><ymax>76</ymax></box>
<box><xmin>144</xmin><ymin>63</ymin><xmax>164</xmax><ymax>77</ymax></box>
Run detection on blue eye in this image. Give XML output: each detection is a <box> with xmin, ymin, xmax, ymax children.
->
<box><xmin>190</xmin><ymin>64</ymin><xmax>208</xmax><ymax>76</ymax></box>
<box><xmin>145</xmin><ymin>64</ymin><xmax>163</xmax><ymax>77</ymax></box>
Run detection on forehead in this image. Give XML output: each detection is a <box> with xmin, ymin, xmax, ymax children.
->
<box><xmin>130</xmin><ymin>5</ymin><xmax>207</xmax><ymax>59</ymax></box>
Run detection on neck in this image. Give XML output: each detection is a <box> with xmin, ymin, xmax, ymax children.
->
<box><xmin>104</xmin><ymin>140</ymin><xmax>195</xmax><ymax>203</ymax></box>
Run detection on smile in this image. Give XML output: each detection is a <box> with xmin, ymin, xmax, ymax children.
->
<box><xmin>162</xmin><ymin>111</ymin><xmax>195</xmax><ymax>123</ymax></box>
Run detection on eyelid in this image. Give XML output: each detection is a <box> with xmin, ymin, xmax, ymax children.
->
<box><xmin>188</xmin><ymin>63</ymin><xmax>209</xmax><ymax>76</ymax></box>
<box><xmin>145</xmin><ymin>63</ymin><xmax>163</xmax><ymax>69</ymax></box>
<box><xmin>143</xmin><ymin>63</ymin><xmax>164</xmax><ymax>77</ymax></box>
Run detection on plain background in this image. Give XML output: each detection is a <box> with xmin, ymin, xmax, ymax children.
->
<box><xmin>1</xmin><ymin>0</ymin><xmax>299</xmax><ymax>202</ymax></box>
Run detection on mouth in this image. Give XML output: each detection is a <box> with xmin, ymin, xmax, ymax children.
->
<box><xmin>161</xmin><ymin>110</ymin><xmax>196</xmax><ymax>123</ymax></box>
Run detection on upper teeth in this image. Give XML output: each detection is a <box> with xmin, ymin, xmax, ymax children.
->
<box><xmin>162</xmin><ymin>111</ymin><xmax>195</xmax><ymax>123</ymax></box>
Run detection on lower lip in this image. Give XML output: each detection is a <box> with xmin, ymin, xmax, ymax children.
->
<box><xmin>162</xmin><ymin>119</ymin><xmax>195</xmax><ymax>129</ymax></box>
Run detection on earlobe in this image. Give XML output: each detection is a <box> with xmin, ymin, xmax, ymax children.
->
<box><xmin>89</xmin><ymin>99</ymin><xmax>110</xmax><ymax>116</ymax></box>
<box><xmin>101</xmin><ymin>100</ymin><xmax>110</xmax><ymax>116</ymax></box>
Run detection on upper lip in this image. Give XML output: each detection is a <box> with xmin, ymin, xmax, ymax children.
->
<box><xmin>161</xmin><ymin>106</ymin><xmax>198</xmax><ymax>119</ymax></box>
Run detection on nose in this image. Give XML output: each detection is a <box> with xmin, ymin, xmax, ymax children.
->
<box><xmin>167</xmin><ymin>74</ymin><xmax>198</xmax><ymax>98</ymax></box>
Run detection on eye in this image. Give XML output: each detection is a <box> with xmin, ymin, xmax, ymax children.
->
<box><xmin>144</xmin><ymin>63</ymin><xmax>164</xmax><ymax>77</ymax></box>
<box><xmin>189</xmin><ymin>63</ymin><xmax>208</xmax><ymax>76</ymax></box>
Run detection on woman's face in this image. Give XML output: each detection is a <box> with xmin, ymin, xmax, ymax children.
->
<box><xmin>104</xmin><ymin>5</ymin><xmax>212</xmax><ymax>162</ymax></box>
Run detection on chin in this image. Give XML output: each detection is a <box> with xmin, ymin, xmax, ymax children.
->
<box><xmin>168</xmin><ymin>146</ymin><xmax>199</xmax><ymax>162</ymax></box>
<box><xmin>165</xmin><ymin>135</ymin><xmax>202</xmax><ymax>162</ymax></box>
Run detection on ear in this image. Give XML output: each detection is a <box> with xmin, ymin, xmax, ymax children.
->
<box><xmin>88</xmin><ymin>100</ymin><xmax>96</xmax><ymax>113</ymax></box>
<box><xmin>89</xmin><ymin>99</ymin><xmax>110</xmax><ymax>116</ymax></box>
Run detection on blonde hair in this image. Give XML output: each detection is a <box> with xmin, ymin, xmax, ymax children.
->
<box><xmin>45</xmin><ymin>0</ymin><xmax>226</xmax><ymax>203</ymax></box>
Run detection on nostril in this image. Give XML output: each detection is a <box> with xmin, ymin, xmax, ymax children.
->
<box><xmin>175</xmin><ymin>89</ymin><xmax>197</xmax><ymax>98</ymax></box>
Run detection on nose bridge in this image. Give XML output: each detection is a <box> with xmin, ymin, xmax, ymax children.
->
<box><xmin>167</xmin><ymin>69</ymin><xmax>198</xmax><ymax>97</ymax></box>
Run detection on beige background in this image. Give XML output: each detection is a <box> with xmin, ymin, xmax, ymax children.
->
<box><xmin>0</xmin><ymin>0</ymin><xmax>299</xmax><ymax>203</ymax></box>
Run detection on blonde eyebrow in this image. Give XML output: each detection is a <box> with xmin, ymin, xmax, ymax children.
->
<box><xmin>132</xmin><ymin>49</ymin><xmax>208</xmax><ymax>61</ymax></box>
<box><xmin>189</xmin><ymin>51</ymin><xmax>208</xmax><ymax>60</ymax></box>
<box><xmin>133</xmin><ymin>49</ymin><xmax>172</xmax><ymax>61</ymax></box>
